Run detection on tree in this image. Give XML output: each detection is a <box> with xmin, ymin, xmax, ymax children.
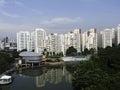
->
<box><xmin>42</xmin><ymin>48</ymin><xmax>47</xmax><ymax>55</ymax></box>
<box><xmin>77</xmin><ymin>52</ymin><xmax>81</xmax><ymax>56</ymax></box>
<box><xmin>46</xmin><ymin>52</ymin><xmax>49</xmax><ymax>56</ymax></box>
<box><xmin>89</xmin><ymin>48</ymin><xmax>95</xmax><ymax>55</ymax></box>
<box><xmin>32</xmin><ymin>49</ymin><xmax>34</xmax><ymax>52</ymax></box>
<box><xmin>72</xmin><ymin>45</ymin><xmax>120</xmax><ymax>90</ymax></box>
<box><xmin>53</xmin><ymin>52</ymin><xmax>56</xmax><ymax>56</ymax></box>
<box><xmin>84</xmin><ymin>48</ymin><xmax>89</xmax><ymax>55</ymax></box>
<box><xmin>20</xmin><ymin>49</ymin><xmax>27</xmax><ymax>52</ymax></box>
<box><xmin>66</xmin><ymin>46</ymin><xmax>77</xmax><ymax>56</ymax></box>
<box><xmin>58</xmin><ymin>52</ymin><xmax>64</xmax><ymax>56</ymax></box>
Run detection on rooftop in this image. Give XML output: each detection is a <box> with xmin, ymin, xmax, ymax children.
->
<box><xmin>19</xmin><ymin>51</ymin><xmax>41</xmax><ymax>57</ymax></box>
<box><xmin>0</xmin><ymin>75</ymin><xmax>11</xmax><ymax>79</ymax></box>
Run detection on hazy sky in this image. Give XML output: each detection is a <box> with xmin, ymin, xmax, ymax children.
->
<box><xmin>0</xmin><ymin>0</ymin><xmax>120</xmax><ymax>39</ymax></box>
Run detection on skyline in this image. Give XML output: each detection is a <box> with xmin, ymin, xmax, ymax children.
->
<box><xmin>0</xmin><ymin>0</ymin><xmax>120</xmax><ymax>38</ymax></box>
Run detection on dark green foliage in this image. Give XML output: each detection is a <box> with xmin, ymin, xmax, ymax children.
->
<box><xmin>46</xmin><ymin>52</ymin><xmax>49</xmax><ymax>56</ymax></box>
<box><xmin>72</xmin><ymin>46</ymin><xmax>120</xmax><ymax>90</ymax></box>
<box><xmin>0</xmin><ymin>51</ymin><xmax>19</xmax><ymax>66</ymax></box>
<box><xmin>83</xmin><ymin>48</ymin><xmax>90</xmax><ymax>55</ymax></box>
<box><xmin>58</xmin><ymin>52</ymin><xmax>64</xmax><ymax>56</ymax></box>
<box><xmin>66</xmin><ymin>46</ymin><xmax>77</xmax><ymax>56</ymax></box>
<box><xmin>20</xmin><ymin>49</ymin><xmax>27</xmax><ymax>52</ymax></box>
<box><xmin>53</xmin><ymin>52</ymin><xmax>55</xmax><ymax>56</ymax></box>
<box><xmin>89</xmin><ymin>48</ymin><xmax>95</xmax><ymax>55</ymax></box>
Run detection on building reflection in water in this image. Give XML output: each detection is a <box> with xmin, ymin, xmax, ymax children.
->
<box><xmin>36</xmin><ymin>66</ymin><xmax>72</xmax><ymax>88</ymax></box>
<box><xmin>0</xmin><ymin>84</ymin><xmax>11</xmax><ymax>90</ymax></box>
<box><xmin>0</xmin><ymin>66</ymin><xmax>72</xmax><ymax>90</ymax></box>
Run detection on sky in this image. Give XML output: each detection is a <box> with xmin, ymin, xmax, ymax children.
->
<box><xmin>0</xmin><ymin>0</ymin><xmax>120</xmax><ymax>39</ymax></box>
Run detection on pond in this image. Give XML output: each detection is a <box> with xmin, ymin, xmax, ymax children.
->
<box><xmin>0</xmin><ymin>66</ymin><xmax>73</xmax><ymax>90</ymax></box>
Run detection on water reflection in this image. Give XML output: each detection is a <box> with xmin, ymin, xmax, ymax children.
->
<box><xmin>0</xmin><ymin>85</ymin><xmax>11</xmax><ymax>90</ymax></box>
<box><xmin>36</xmin><ymin>66</ymin><xmax>72</xmax><ymax>88</ymax></box>
<box><xmin>0</xmin><ymin>66</ymin><xmax>73</xmax><ymax>90</ymax></box>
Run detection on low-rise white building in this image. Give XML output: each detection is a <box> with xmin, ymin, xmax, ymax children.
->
<box><xmin>19</xmin><ymin>51</ymin><xmax>42</xmax><ymax>67</ymax></box>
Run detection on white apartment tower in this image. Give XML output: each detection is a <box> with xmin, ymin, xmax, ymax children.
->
<box><xmin>64</xmin><ymin>29</ymin><xmax>82</xmax><ymax>53</ymax></box>
<box><xmin>67</xmin><ymin>31</ymin><xmax>74</xmax><ymax>47</ymax></box>
<box><xmin>117</xmin><ymin>24</ymin><xmax>120</xmax><ymax>45</ymax></box>
<box><xmin>64</xmin><ymin>34</ymin><xmax>69</xmax><ymax>54</ymax></box>
<box><xmin>83</xmin><ymin>29</ymin><xmax>97</xmax><ymax>51</ymax></box>
<box><xmin>57</xmin><ymin>34</ymin><xmax>65</xmax><ymax>55</ymax></box>
<box><xmin>30</xmin><ymin>31</ymin><xmax>35</xmax><ymax>51</ymax></box>
<box><xmin>34</xmin><ymin>28</ymin><xmax>46</xmax><ymax>54</ymax></box>
<box><xmin>47</xmin><ymin>33</ymin><xmax>58</xmax><ymax>54</ymax></box>
<box><xmin>73</xmin><ymin>29</ymin><xmax>82</xmax><ymax>52</ymax></box>
<box><xmin>97</xmin><ymin>32</ymin><xmax>102</xmax><ymax>48</ymax></box>
<box><xmin>102</xmin><ymin>29</ymin><xmax>112</xmax><ymax>48</ymax></box>
<box><xmin>17</xmin><ymin>31</ymin><xmax>30</xmax><ymax>51</ymax></box>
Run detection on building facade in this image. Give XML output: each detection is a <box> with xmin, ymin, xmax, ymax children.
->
<box><xmin>117</xmin><ymin>24</ymin><xmax>120</xmax><ymax>45</ymax></box>
<box><xmin>17</xmin><ymin>31</ymin><xmax>30</xmax><ymax>51</ymax></box>
<box><xmin>46</xmin><ymin>33</ymin><xmax>58</xmax><ymax>55</ymax></box>
<box><xmin>82</xmin><ymin>29</ymin><xmax>97</xmax><ymax>51</ymax></box>
<box><xmin>102</xmin><ymin>29</ymin><xmax>112</xmax><ymax>48</ymax></box>
<box><xmin>34</xmin><ymin>28</ymin><xmax>46</xmax><ymax>54</ymax></box>
<box><xmin>16</xmin><ymin>24</ymin><xmax>120</xmax><ymax>55</ymax></box>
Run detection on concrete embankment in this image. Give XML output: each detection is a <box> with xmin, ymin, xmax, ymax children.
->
<box><xmin>43</xmin><ymin>61</ymin><xmax>64</xmax><ymax>66</ymax></box>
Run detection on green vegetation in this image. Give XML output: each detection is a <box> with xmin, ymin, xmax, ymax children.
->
<box><xmin>66</xmin><ymin>46</ymin><xmax>77</xmax><ymax>56</ymax></box>
<box><xmin>42</xmin><ymin>48</ymin><xmax>64</xmax><ymax>57</ymax></box>
<box><xmin>44</xmin><ymin>57</ymin><xmax>61</xmax><ymax>62</ymax></box>
<box><xmin>72</xmin><ymin>46</ymin><xmax>120</xmax><ymax>90</ymax></box>
<box><xmin>65</xmin><ymin>46</ymin><xmax>96</xmax><ymax>56</ymax></box>
<box><xmin>0</xmin><ymin>50</ymin><xmax>19</xmax><ymax>73</ymax></box>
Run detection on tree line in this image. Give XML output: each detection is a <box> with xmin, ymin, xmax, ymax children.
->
<box><xmin>72</xmin><ymin>46</ymin><xmax>120</xmax><ymax>90</ymax></box>
<box><xmin>0</xmin><ymin>50</ymin><xmax>19</xmax><ymax>73</ymax></box>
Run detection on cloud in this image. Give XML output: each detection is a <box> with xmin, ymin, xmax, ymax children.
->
<box><xmin>31</xmin><ymin>9</ymin><xmax>43</xmax><ymax>15</ymax></box>
<box><xmin>0</xmin><ymin>11</ymin><xmax>22</xmax><ymax>18</ymax></box>
<box><xmin>14</xmin><ymin>1</ymin><xmax>24</xmax><ymax>6</ymax></box>
<box><xmin>0</xmin><ymin>0</ymin><xmax>6</xmax><ymax>8</ymax></box>
<box><xmin>0</xmin><ymin>22</ymin><xmax>37</xmax><ymax>38</ymax></box>
<box><xmin>0</xmin><ymin>23</ymin><xmax>34</xmax><ymax>31</ymax></box>
<box><xmin>43</xmin><ymin>17</ymin><xmax>81</xmax><ymax>25</ymax></box>
<box><xmin>41</xmin><ymin>17</ymin><xmax>82</xmax><ymax>29</ymax></box>
<box><xmin>0</xmin><ymin>22</ymin><xmax>35</xmax><ymax>38</ymax></box>
<box><xmin>38</xmin><ymin>17</ymin><xmax>83</xmax><ymax>34</ymax></box>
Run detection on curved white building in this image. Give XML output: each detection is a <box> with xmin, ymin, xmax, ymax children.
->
<box><xmin>19</xmin><ymin>51</ymin><xmax>42</xmax><ymax>67</ymax></box>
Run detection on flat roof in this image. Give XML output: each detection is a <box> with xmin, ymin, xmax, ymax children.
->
<box><xmin>0</xmin><ymin>75</ymin><xmax>11</xmax><ymax>79</ymax></box>
<box><xmin>19</xmin><ymin>51</ymin><xmax>41</xmax><ymax>57</ymax></box>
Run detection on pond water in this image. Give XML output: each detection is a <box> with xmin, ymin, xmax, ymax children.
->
<box><xmin>0</xmin><ymin>66</ymin><xmax>73</xmax><ymax>90</ymax></box>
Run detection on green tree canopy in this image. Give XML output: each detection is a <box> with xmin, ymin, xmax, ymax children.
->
<box><xmin>66</xmin><ymin>46</ymin><xmax>77</xmax><ymax>56</ymax></box>
<box><xmin>72</xmin><ymin>45</ymin><xmax>120</xmax><ymax>90</ymax></box>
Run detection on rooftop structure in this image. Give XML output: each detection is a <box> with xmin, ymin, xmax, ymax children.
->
<box><xmin>19</xmin><ymin>51</ymin><xmax>42</xmax><ymax>67</ymax></box>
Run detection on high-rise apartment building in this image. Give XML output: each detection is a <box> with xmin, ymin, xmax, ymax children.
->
<box><xmin>34</xmin><ymin>28</ymin><xmax>46</xmax><ymax>54</ymax></box>
<box><xmin>64</xmin><ymin>34</ymin><xmax>69</xmax><ymax>54</ymax></box>
<box><xmin>64</xmin><ymin>29</ymin><xmax>82</xmax><ymax>54</ymax></box>
<box><xmin>102</xmin><ymin>29</ymin><xmax>112</xmax><ymax>48</ymax></box>
<box><xmin>17</xmin><ymin>31</ymin><xmax>30</xmax><ymax>51</ymax></box>
<box><xmin>57</xmin><ymin>34</ymin><xmax>65</xmax><ymax>55</ymax></box>
<box><xmin>82</xmin><ymin>32</ymin><xmax>87</xmax><ymax>51</ymax></box>
<box><xmin>97</xmin><ymin>32</ymin><xmax>102</xmax><ymax>48</ymax></box>
<box><xmin>82</xmin><ymin>29</ymin><xmax>97</xmax><ymax>51</ymax></box>
<box><xmin>16</xmin><ymin>24</ymin><xmax>120</xmax><ymax>54</ymax></box>
<box><xmin>73</xmin><ymin>29</ymin><xmax>82</xmax><ymax>52</ymax></box>
<box><xmin>46</xmin><ymin>33</ymin><xmax>58</xmax><ymax>54</ymax></box>
<box><xmin>30</xmin><ymin>31</ymin><xmax>35</xmax><ymax>51</ymax></box>
<box><xmin>116</xmin><ymin>24</ymin><xmax>120</xmax><ymax>45</ymax></box>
